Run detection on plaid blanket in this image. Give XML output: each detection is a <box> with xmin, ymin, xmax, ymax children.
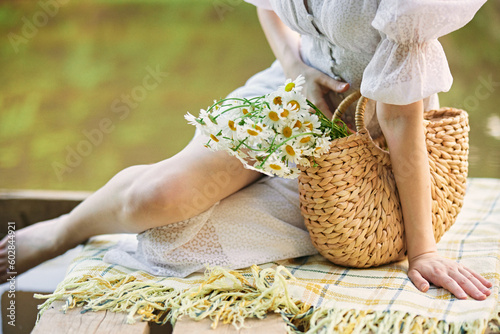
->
<box><xmin>36</xmin><ymin>178</ymin><xmax>500</xmax><ymax>333</ymax></box>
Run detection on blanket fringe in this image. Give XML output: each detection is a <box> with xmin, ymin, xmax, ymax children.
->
<box><xmin>34</xmin><ymin>265</ymin><xmax>498</xmax><ymax>333</ymax></box>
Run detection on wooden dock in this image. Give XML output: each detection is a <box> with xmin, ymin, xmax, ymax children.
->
<box><xmin>1</xmin><ymin>190</ymin><xmax>497</xmax><ymax>334</ymax></box>
<box><xmin>0</xmin><ymin>190</ymin><xmax>287</xmax><ymax>334</ymax></box>
<box><xmin>32</xmin><ymin>300</ymin><xmax>285</xmax><ymax>334</ymax></box>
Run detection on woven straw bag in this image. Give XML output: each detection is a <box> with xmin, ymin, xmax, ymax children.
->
<box><xmin>298</xmin><ymin>91</ymin><xmax>469</xmax><ymax>268</ymax></box>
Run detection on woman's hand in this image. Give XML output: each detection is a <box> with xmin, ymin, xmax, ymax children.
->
<box><xmin>408</xmin><ymin>251</ymin><xmax>493</xmax><ymax>300</ymax></box>
<box><xmin>377</xmin><ymin>102</ymin><xmax>493</xmax><ymax>301</ymax></box>
<box><xmin>287</xmin><ymin>62</ymin><xmax>350</xmax><ymax>118</ymax></box>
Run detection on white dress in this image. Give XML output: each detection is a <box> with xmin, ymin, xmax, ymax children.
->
<box><xmin>104</xmin><ymin>0</ymin><xmax>486</xmax><ymax>277</ymax></box>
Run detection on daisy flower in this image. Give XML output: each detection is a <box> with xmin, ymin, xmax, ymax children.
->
<box><xmin>276</xmin><ymin>105</ymin><xmax>299</xmax><ymax>123</ymax></box>
<box><xmin>184</xmin><ymin>111</ymin><xmax>200</xmax><ymax>127</ymax></box>
<box><xmin>282</xmin><ymin>75</ymin><xmax>305</xmax><ymax>93</ymax></box>
<box><xmin>295</xmin><ymin>134</ymin><xmax>315</xmax><ymax>147</ymax></box>
<box><xmin>185</xmin><ymin>109</ymin><xmax>218</xmax><ymax>138</ymax></box>
<box><xmin>236</xmin><ymin>104</ymin><xmax>254</xmax><ymax>118</ymax></box>
<box><xmin>275</xmin><ymin>121</ymin><xmax>301</xmax><ymax>141</ymax></box>
<box><xmin>280</xmin><ymin>141</ymin><xmax>302</xmax><ymax>165</ymax></box>
<box><xmin>299</xmin><ymin>147</ymin><xmax>314</xmax><ymax>158</ymax></box>
<box><xmin>262</xmin><ymin>106</ymin><xmax>286</xmax><ymax>129</ymax></box>
<box><xmin>299</xmin><ymin>113</ymin><xmax>322</xmax><ymax>134</ymax></box>
<box><xmin>218</xmin><ymin>115</ymin><xmax>239</xmax><ymax>141</ymax></box>
<box><xmin>263</xmin><ymin>154</ymin><xmax>290</xmax><ymax>178</ymax></box>
<box><xmin>282</xmin><ymin>91</ymin><xmax>308</xmax><ymax>114</ymax></box>
<box><xmin>298</xmin><ymin>157</ymin><xmax>311</xmax><ymax>168</ymax></box>
<box><xmin>266</xmin><ymin>91</ymin><xmax>286</xmax><ymax>108</ymax></box>
<box><xmin>283</xmin><ymin>167</ymin><xmax>301</xmax><ymax>179</ymax></box>
<box><xmin>200</xmin><ymin>108</ymin><xmax>220</xmax><ymax>129</ymax></box>
<box><xmin>237</xmin><ymin>120</ymin><xmax>271</xmax><ymax>146</ymax></box>
<box><xmin>312</xmin><ymin>136</ymin><xmax>332</xmax><ymax>157</ymax></box>
<box><xmin>205</xmin><ymin>130</ymin><xmax>229</xmax><ymax>151</ymax></box>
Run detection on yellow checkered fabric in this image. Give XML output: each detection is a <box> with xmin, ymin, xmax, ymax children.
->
<box><xmin>38</xmin><ymin>178</ymin><xmax>500</xmax><ymax>332</ymax></box>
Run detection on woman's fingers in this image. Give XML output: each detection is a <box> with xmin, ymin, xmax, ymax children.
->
<box><xmin>409</xmin><ymin>254</ymin><xmax>492</xmax><ymax>300</ymax></box>
<box><xmin>463</xmin><ymin>266</ymin><xmax>493</xmax><ymax>288</ymax></box>
<box><xmin>315</xmin><ymin>72</ymin><xmax>350</xmax><ymax>93</ymax></box>
<box><xmin>426</xmin><ymin>266</ymin><xmax>489</xmax><ymax>300</ymax></box>
<box><xmin>458</xmin><ymin>266</ymin><xmax>492</xmax><ymax>295</ymax></box>
<box><xmin>447</xmin><ymin>270</ymin><xmax>487</xmax><ymax>300</ymax></box>
<box><xmin>293</xmin><ymin>64</ymin><xmax>350</xmax><ymax>116</ymax></box>
<box><xmin>408</xmin><ymin>268</ymin><xmax>429</xmax><ymax>292</ymax></box>
<box><xmin>302</xmin><ymin>69</ymin><xmax>350</xmax><ymax>117</ymax></box>
<box><xmin>436</xmin><ymin>275</ymin><xmax>468</xmax><ymax>299</ymax></box>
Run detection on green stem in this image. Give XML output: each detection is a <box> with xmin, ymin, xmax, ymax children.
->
<box><xmin>306</xmin><ymin>99</ymin><xmax>330</xmax><ymax>122</ymax></box>
<box><xmin>207</xmin><ymin>96</ymin><xmax>264</xmax><ymax>113</ymax></box>
<box><xmin>233</xmin><ymin>137</ymin><xmax>248</xmax><ymax>151</ymax></box>
<box><xmin>212</xmin><ymin>103</ymin><xmax>254</xmax><ymax>120</ymax></box>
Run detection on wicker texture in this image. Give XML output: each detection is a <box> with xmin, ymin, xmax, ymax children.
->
<box><xmin>298</xmin><ymin>92</ymin><xmax>469</xmax><ymax>268</ymax></box>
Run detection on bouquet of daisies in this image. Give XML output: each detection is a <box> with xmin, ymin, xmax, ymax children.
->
<box><xmin>185</xmin><ymin>75</ymin><xmax>351</xmax><ymax>179</ymax></box>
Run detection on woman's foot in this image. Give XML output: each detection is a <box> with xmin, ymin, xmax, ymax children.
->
<box><xmin>0</xmin><ymin>215</ymin><xmax>79</xmax><ymax>283</ymax></box>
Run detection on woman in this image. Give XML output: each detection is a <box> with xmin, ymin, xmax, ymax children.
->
<box><xmin>0</xmin><ymin>0</ymin><xmax>492</xmax><ymax>300</ymax></box>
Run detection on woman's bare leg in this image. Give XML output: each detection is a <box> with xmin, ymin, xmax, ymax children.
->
<box><xmin>0</xmin><ymin>135</ymin><xmax>262</xmax><ymax>282</ymax></box>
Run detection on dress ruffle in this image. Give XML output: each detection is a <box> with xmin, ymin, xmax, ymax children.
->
<box><xmin>361</xmin><ymin>0</ymin><xmax>486</xmax><ymax>105</ymax></box>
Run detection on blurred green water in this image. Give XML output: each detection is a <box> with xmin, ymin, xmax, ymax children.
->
<box><xmin>0</xmin><ymin>1</ymin><xmax>499</xmax><ymax>191</ymax></box>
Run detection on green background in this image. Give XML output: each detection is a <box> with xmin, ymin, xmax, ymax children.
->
<box><xmin>0</xmin><ymin>0</ymin><xmax>499</xmax><ymax>191</ymax></box>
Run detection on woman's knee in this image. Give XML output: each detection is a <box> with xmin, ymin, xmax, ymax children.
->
<box><xmin>120</xmin><ymin>163</ymin><xmax>210</xmax><ymax>230</ymax></box>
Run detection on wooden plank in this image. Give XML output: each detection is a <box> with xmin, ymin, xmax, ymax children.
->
<box><xmin>2</xmin><ymin>291</ymin><xmax>41</xmax><ymax>334</ymax></box>
<box><xmin>0</xmin><ymin>190</ymin><xmax>90</xmax><ymax>238</ymax></box>
<box><xmin>31</xmin><ymin>301</ymin><xmax>150</xmax><ymax>334</ymax></box>
<box><xmin>172</xmin><ymin>313</ymin><xmax>287</xmax><ymax>334</ymax></box>
<box><xmin>486</xmin><ymin>319</ymin><xmax>500</xmax><ymax>334</ymax></box>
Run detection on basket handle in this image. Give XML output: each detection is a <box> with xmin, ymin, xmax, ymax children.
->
<box><xmin>331</xmin><ymin>90</ymin><xmax>369</xmax><ymax>133</ymax></box>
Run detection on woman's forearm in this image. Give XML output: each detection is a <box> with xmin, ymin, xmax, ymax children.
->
<box><xmin>376</xmin><ymin>101</ymin><xmax>437</xmax><ymax>260</ymax></box>
<box><xmin>257</xmin><ymin>8</ymin><xmax>302</xmax><ymax>78</ymax></box>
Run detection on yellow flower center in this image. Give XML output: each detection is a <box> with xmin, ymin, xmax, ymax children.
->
<box><xmin>288</xmin><ymin>100</ymin><xmax>300</xmax><ymax>111</ymax></box>
<box><xmin>268</xmin><ymin>111</ymin><xmax>279</xmax><ymax>122</ymax></box>
<box><xmin>304</xmin><ymin>122</ymin><xmax>313</xmax><ymax>130</ymax></box>
<box><xmin>273</xmin><ymin>96</ymin><xmax>282</xmax><ymax>105</ymax></box>
<box><xmin>228</xmin><ymin>120</ymin><xmax>236</xmax><ymax>131</ymax></box>
<box><xmin>210</xmin><ymin>134</ymin><xmax>219</xmax><ymax>142</ymax></box>
<box><xmin>285</xmin><ymin>145</ymin><xmax>296</xmax><ymax>156</ymax></box>
<box><xmin>300</xmin><ymin>136</ymin><xmax>311</xmax><ymax>144</ymax></box>
<box><xmin>242</xmin><ymin>108</ymin><xmax>249</xmax><ymax>115</ymax></box>
<box><xmin>282</xmin><ymin>126</ymin><xmax>292</xmax><ymax>138</ymax></box>
<box><xmin>293</xmin><ymin>120</ymin><xmax>302</xmax><ymax>128</ymax></box>
<box><xmin>247</xmin><ymin>129</ymin><xmax>259</xmax><ymax>136</ymax></box>
<box><xmin>280</xmin><ymin>109</ymin><xmax>289</xmax><ymax>118</ymax></box>
<box><xmin>284</xmin><ymin>82</ymin><xmax>295</xmax><ymax>92</ymax></box>
<box><xmin>269</xmin><ymin>164</ymin><xmax>282</xmax><ymax>171</ymax></box>
<box><xmin>255</xmin><ymin>125</ymin><xmax>263</xmax><ymax>132</ymax></box>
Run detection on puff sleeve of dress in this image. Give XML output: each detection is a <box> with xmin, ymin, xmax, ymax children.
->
<box><xmin>244</xmin><ymin>0</ymin><xmax>272</xmax><ymax>10</ymax></box>
<box><xmin>361</xmin><ymin>0</ymin><xmax>486</xmax><ymax>105</ymax></box>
